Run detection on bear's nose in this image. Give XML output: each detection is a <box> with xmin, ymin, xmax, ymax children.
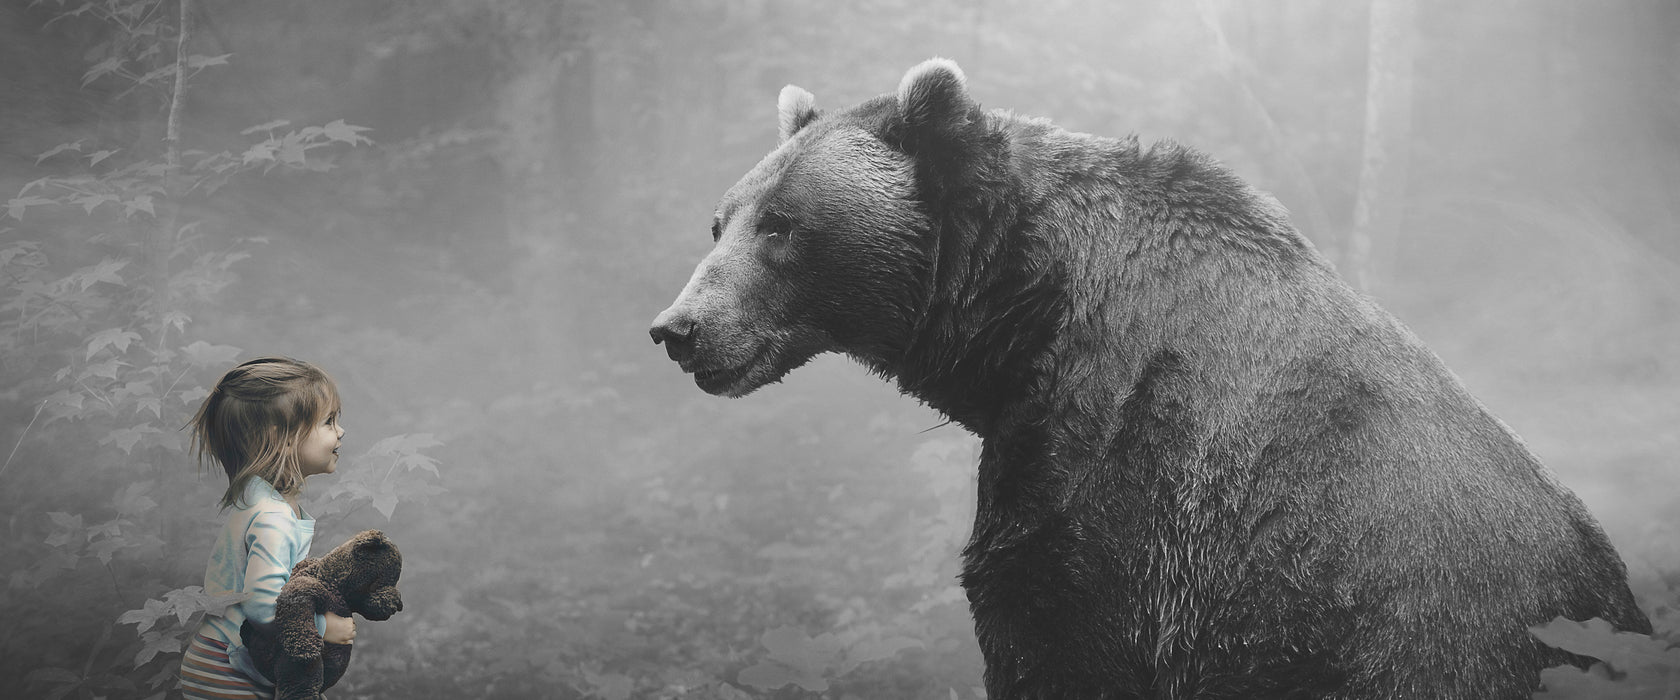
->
<box><xmin>649</xmin><ymin>309</ymin><xmax>697</xmax><ymax>362</ymax></box>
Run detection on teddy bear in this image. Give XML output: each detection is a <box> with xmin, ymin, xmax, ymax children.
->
<box><xmin>240</xmin><ymin>529</ymin><xmax>403</xmax><ymax>700</ymax></box>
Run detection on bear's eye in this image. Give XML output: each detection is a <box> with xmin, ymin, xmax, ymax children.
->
<box><xmin>710</xmin><ymin>220</ymin><xmax>722</xmax><ymax>242</ymax></box>
<box><xmin>760</xmin><ymin>212</ymin><xmax>796</xmax><ymax>239</ymax></box>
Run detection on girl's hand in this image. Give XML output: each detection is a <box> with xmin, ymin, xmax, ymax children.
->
<box><xmin>323</xmin><ymin>611</ymin><xmax>356</xmax><ymax>645</ymax></box>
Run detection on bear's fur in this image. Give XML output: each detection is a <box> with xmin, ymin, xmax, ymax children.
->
<box><xmin>241</xmin><ymin>529</ymin><xmax>403</xmax><ymax>700</ymax></box>
<box><xmin>650</xmin><ymin>59</ymin><xmax>1651</xmax><ymax>698</ymax></box>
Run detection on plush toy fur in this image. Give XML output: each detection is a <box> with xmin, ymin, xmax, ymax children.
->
<box><xmin>241</xmin><ymin>529</ymin><xmax>403</xmax><ymax>700</ymax></box>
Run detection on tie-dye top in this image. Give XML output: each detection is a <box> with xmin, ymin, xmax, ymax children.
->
<box><xmin>197</xmin><ymin>477</ymin><xmax>320</xmax><ymax>647</ymax></box>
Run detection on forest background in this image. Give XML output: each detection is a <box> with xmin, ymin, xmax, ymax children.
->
<box><xmin>2</xmin><ymin>1</ymin><xmax>1678</xmax><ymax>698</ymax></box>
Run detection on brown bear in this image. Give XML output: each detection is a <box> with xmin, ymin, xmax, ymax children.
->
<box><xmin>240</xmin><ymin>529</ymin><xmax>403</xmax><ymax>700</ymax></box>
<box><xmin>649</xmin><ymin>59</ymin><xmax>1650</xmax><ymax>698</ymax></box>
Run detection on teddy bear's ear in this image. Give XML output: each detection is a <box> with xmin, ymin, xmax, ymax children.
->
<box><xmin>353</xmin><ymin>530</ymin><xmax>392</xmax><ymax>552</ymax></box>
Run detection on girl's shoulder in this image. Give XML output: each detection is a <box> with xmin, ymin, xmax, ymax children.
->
<box><xmin>228</xmin><ymin>478</ymin><xmax>291</xmax><ymax>516</ymax></box>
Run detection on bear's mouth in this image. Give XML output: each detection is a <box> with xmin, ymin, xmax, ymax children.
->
<box><xmin>686</xmin><ymin>344</ymin><xmax>774</xmax><ymax>397</ymax></box>
<box><xmin>693</xmin><ymin>363</ymin><xmax>752</xmax><ymax>395</ymax></box>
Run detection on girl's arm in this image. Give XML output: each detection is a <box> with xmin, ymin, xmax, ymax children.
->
<box><xmin>239</xmin><ymin>509</ymin><xmax>297</xmax><ymax>625</ymax></box>
<box><xmin>240</xmin><ymin>508</ymin><xmax>327</xmax><ymax>638</ymax></box>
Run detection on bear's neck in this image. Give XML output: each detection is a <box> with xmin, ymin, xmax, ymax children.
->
<box><xmin>891</xmin><ymin>125</ymin><xmax>1336</xmax><ymax>444</ymax></box>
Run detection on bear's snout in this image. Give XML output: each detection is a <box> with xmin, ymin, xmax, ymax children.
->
<box><xmin>649</xmin><ymin>308</ymin><xmax>698</xmax><ymax>363</ymax></box>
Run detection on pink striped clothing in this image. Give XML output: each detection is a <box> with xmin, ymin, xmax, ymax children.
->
<box><xmin>180</xmin><ymin>633</ymin><xmax>267</xmax><ymax>699</ymax></box>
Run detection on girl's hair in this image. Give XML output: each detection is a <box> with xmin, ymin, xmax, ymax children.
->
<box><xmin>189</xmin><ymin>356</ymin><xmax>341</xmax><ymax>510</ymax></box>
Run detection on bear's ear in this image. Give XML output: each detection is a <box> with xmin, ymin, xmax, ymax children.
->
<box><xmin>896</xmin><ymin>58</ymin><xmax>971</xmax><ymax>135</ymax></box>
<box><xmin>353</xmin><ymin>529</ymin><xmax>392</xmax><ymax>553</ymax></box>
<box><xmin>777</xmin><ymin>85</ymin><xmax>818</xmax><ymax>144</ymax></box>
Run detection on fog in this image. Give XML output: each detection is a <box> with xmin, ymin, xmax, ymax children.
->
<box><xmin>2</xmin><ymin>1</ymin><xmax>1676</xmax><ymax>697</ymax></box>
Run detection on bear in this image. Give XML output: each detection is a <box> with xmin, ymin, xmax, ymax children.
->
<box><xmin>240</xmin><ymin>529</ymin><xmax>403</xmax><ymax>700</ymax></box>
<box><xmin>649</xmin><ymin>58</ymin><xmax>1651</xmax><ymax>698</ymax></box>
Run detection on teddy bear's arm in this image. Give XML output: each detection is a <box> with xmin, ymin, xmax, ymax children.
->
<box><xmin>275</xmin><ymin>574</ymin><xmax>334</xmax><ymax>661</ymax></box>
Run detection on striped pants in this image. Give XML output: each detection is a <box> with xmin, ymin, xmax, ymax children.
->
<box><xmin>180</xmin><ymin>633</ymin><xmax>270</xmax><ymax>699</ymax></box>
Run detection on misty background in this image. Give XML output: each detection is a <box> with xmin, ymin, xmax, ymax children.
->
<box><xmin>1</xmin><ymin>1</ymin><xmax>1677</xmax><ymax>698</ymax></box>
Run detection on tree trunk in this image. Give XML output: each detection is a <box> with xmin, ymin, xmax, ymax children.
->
<box><xmin>149</xmin><ymin>0</ymin><xmax>192</xmax><ymax>319</ymax></box>
<box><xmin>1347</xmin><ymin>0</ymin><xmax>1416</xmax><ymax>292</ymax></box>
<box><xmin>493</xmin><ymin>2</ymin><xmax>597</xmax><ymax>349</ymax></box>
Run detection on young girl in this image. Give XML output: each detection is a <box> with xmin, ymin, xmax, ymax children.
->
<box><xmin>178</xmin><ymin>357</ymin><xmax>356</xmax><ymax>699</ymax></box>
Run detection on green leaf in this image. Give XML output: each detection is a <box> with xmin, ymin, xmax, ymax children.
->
<box><xmin>100</xmin><ymin>425</ymin><xmax>162</xmax><ymax>454</ymax></box>
<box><xmin>321</xmin><ymin>119</ymin><xmax>373</xmax><ymax>146</ymax></box>
<box><xmin>162</xmin><ymin>310</ymin><xmax>191</xmax><ymax>333</ymax></box>
<box><xmin>133</xmin><ymin>64</ymin><xmax>174</xmax><ymax>87</ymax></box>
<box><xmin>7</xmin><ymin>196</ymin><xmax>56</xmax><ymax>220</ymax></box>
<box><xmin>181</xmin><ymin>340</ymin><xmax>242</xmax><ymax>367</ymax></box>
<box><xmin>163</xmin><ymin>586</ymin><xmax>213</xmax><ymax>626</ymax></box>
<box><xmin>123</xmin><ymin>195</ymin><xmax>155</xmax><ymax>218</ymax></box>
<box><xmin>34</xmin><ymin>141</ymin><xmax>85</xmax><ymax>164</ymax></box>
<box><xmin>88</xmin><ymin>536</ymin><xmax>128</xmax><ymax>564</ymax></box>
<box><xmin>186</xmin><ymin>53</ymin><xmax>232</xmax><ymax>69</ymax></box>
<box><xmin>118</xmin><ymin>597</ymin><xmax>172</xmax><ymax>635</ymax></box>
<box><xmin>24</xmin><ymin>667</ymin><xmax>81</xmax><ymax>694</ymax></box>
<box><xmin>86</xmin><ymin>327</ymin><xmax>141</xmax><ymax>360</ymax></box>
<box><xmin>178</xmin><ymin>386</ymin><xmax>209</xmax><ymax>406</ymax></box>
<box><xmin>86</xmin><ymin>149</ymin><xmax>119</xmax><ymax>166</ymax></box>
<box><xmin>276</xmin><ymin>132</ymin><xmax>310</xmax><ymax>165</ymax></box>
<box><xmin>115</xmin><ymin>483</ymin><xmax>158</xmax><ymax>516</ymax></box>
<box><xmin>48</xmin><ymin>511</ymin><xmax>82</xmax><ymax>532</ymax></box>
<box><xmin>736</xmin><ymin>626</ymin><xmax>843</xmax><ymax>692</ymax></box>
<box><xmin>1531</xmin><ymin>617</ymin><xmax>1680</xmax><ymax>697</ymax></box>
<box><xmin>73</xmin><ymin>193</ymin><xmax>119</xmax><ymax>214</ymax></box>
<box><xmin>1532</xmin><ymin>617</ymin><xmax>1680</xmax><ymax>671</ymax></box>
<box><xmin>241</xmin><ymin>140</ymin><xmax>278</xmax><ymax>164</ymax></box>
<box><xmin>240</xmin><ymin>119</ymin><xmax>290</xmax><ymax>135</ymax></box>
<box><xmin>398</xmin><ymin>452</ymin><xmax>441</xmax><ymax>477</ymax></box>
<box><xmin>580</xmin><ymin>666</ymin><xmax>635</xmax><ymax>700</ymax></box>
<box><xmin>367</xmin><ymin>433</ymin><xmax>442</xmax><ymax>456</ymax></box>
<box><xmin>839</xmin><ymin>635</ymin><xmax>923</xmax><ymax>674</ymax></box>
<box><xmin>372</xmin><ymin>492</ymin><xmax>398</xmax><ymax>519</ymax></box>
<box><xmin>134</xmin><ymin>630</ymin><xmax>181</xmax><ymax>665</ymax></box>
<box><xmin>75</xmin><ymin>258</ymin><xmax>128</xmax><ymax>290</ymax></box>
<box><xmin>738</xmin><ymin>659</ymin><xmax>828</xmax><ymax>693</ymax></box>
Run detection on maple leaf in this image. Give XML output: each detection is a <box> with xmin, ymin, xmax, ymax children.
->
<box><xmin>123</xmin><ymin>195</ymin><xmax>155</xmax><ymax>218</ymax></box>
<box><xmin>34</xmin><ymin>140</ymin><xmax>85</xmax><ymax>164</ymax></box>
<box><xmin>321</xmin><ymin>119</ymin><xmax>373</xmax><ymax>146</ymax></box>
<box><xmin>240</xmin><ymin>119</ymin><xmax>290</xmax><ymax>135</ymax></box>
<box><xmin>186</xmin><ymin>53</ymin><xmax>232</xmax><ymax>70</ymax></box>
<box><xmin>86</xmin><ymin>327</ymin><xmax>141</xmax><ymax>360</ymax></box>
<box><xmin>75</xmin><ymin>258</ymin><xmax>128</xmax><ymax>290</ymax></box>
<box><xmin>181</xmin><ymin>340</ymin><xmax>242</xmax><ymax>367</ymax></box>
<box><xmin>7</xmin><ymin>195</ymin><xmax>56</xmax><ymax>220</ymax></box>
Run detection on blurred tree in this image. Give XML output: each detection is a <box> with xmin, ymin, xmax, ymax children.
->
<box><xmin>1347</xmin><ymin>0</ymin><xmax>1415</xmax><ymax>291</ymax></box>
<box><xmin>492</xmin><ymin>1</ymin><xmax>601</xmax><ymax>337</ymax></box>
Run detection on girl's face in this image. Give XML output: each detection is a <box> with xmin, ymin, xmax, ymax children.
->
<box><xmin>298</xmin><ymin>410</ymin><xmax>344</xmax><ymax>478</ymax></box>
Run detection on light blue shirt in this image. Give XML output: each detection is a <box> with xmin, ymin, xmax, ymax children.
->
<box><xmin>194</xmin><ymin>477</ymin><xmax>324</xmax><ymax>685</ymax></box>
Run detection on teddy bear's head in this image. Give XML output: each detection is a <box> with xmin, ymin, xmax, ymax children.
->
<box><xmin>317</xmin><ymin>529</ymin><xmax>403</xmax><ymax>621</ymax></box>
